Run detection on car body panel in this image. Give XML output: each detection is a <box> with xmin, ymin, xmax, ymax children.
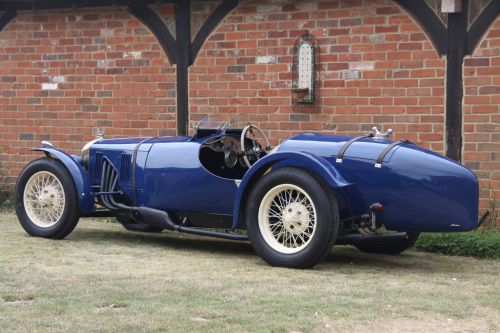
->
<box><xmin>32</xmin><ymin>147</ymin><xmax>94</xmax><ymax>213</ymax></box>
<box><xmin>43</xmin><ymin>126</ymin><xmax>478</xmax><ymax>233</ymax></box>
<box><xmin>230</xmin><ymin>150</ymin><xmax>353</xmax><ymax>229</ymax></box>
<box><xmin>279</xmin><ymin>133</ymin><xmax>479</xmax><ymax>231</ymax></box>
<box><xmin>140</xmin><ymin>140</ymin><xmax>239</xmax><ymax>213</ymax></box>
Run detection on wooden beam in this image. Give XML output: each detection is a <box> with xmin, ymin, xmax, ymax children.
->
<box><xmin>128</xmin><ymin>3</ymin><xmax>177</xmax><ymax>64</ymax></box>
<box><xmin>191</xmin><ymin>0</ymin><xmax>238</xmax><ymax>64</ymax></box>
<box><xmin>0</xmin><ymin>1</ymin><xmax>175</xmax><ymax>11</ymax></box>
<box><xmin>445</xmin><ymin>1</ymin><xmax>468</xmax><ymax>162</ymax></box>
<box><xmin>467</xmin><ymin>0</ymin><xmax>500</xmax><ymax>54</ymax></box>
<box><xmin>175</xmin><ymin>0</ymin><xmax>190</xmax><ymax>136</ymax></box>
<box><xmin>394</xmin><ymin>0</ymin><xmax>448</xmax><ymax>55</ymax></box>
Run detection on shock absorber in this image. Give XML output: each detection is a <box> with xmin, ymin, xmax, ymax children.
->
<box><xmin>369</xmin><ymin>203</ymin><xmax>384</xmax><ymax>230</ymax></box>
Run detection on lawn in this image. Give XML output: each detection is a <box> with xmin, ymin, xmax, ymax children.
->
<box><xmin>0</xmin><ymin>212</ymin><xmax>499</xmax><ymax>333</ymax></box>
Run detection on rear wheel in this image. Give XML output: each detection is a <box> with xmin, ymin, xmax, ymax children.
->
<box><xmin>246</xmin><ymin>168</ymin><xmax>338</xmax><ymax>268</ymax></box>
<box><xmin>15</xmin><ymin>158</ymin><xmax>80</xmax><ymax>239</ymax></box>
<box><xmin>354</xmin><ymin>232</ymin><xmax>420</xmax><ymax>255</ymax></box>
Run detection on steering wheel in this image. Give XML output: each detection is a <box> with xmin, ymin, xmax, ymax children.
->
<box><xmin>240</xmin><ymin>124</ymin><xmax>271</xmax><ymax>168</ymax></box>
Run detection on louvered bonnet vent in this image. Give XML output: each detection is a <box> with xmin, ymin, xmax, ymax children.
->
<box><xmin>120</xmin><ymin>153</ymin><xmax>132</xmax><ymax>181</ymax></box>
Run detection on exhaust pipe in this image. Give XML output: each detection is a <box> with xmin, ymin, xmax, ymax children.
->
<box><xmin>131</xmin><ymin>206</ymin><xmax>249</xmax><ymax>241</ymax></box>
<box><xmin>335</xmin><ymin>232</ymin><xmax>410</xmax><ymax>245</ymax></box>
<box><xmin>131</xmin><ymin>206</ymin><xmax>180</xmax><ymax>231</ymax></box>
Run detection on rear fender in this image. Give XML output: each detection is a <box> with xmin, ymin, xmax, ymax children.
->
<box><xmin>231</xmin><ymin>151</ymin><xmax>352</xmax><ymax>229</ymax></box>
<box><xmin>33</xmin><ymin>148</ymin><xmax>93</xmax><ymax>213</ymax></box>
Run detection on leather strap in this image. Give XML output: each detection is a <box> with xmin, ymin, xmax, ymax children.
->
<box><xmin>336</xmin><ymin>134</ymin><xmax>374</xmax><ymax>163</ymax></box>
<box><xmin>374</xmin><ymin>140</ymin><xmax>412</xmax><ymax>168</ymax></box>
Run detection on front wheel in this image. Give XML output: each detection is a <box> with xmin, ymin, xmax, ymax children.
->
<box><xmin>354</xmin><ymin>232</ymin><xmax>420</xmax><ymax>255</ymax></box>
<box><xmin>246</xmin><ymin>168</ymin><xmax>339</xmax><ymax>268</ymax></box>
<box><xmin>15</xmin><ymin>158</ymin><xmax>80</xmax><ymax>239</ymax></box>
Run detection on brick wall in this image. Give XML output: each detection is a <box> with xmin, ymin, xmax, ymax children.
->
<box><xmin>0</xmin><ymin>0</ymin><xmax>498</xmax><ymax>217</ymax></box>
<box><xmin>464</xmin><ymin>16</ymin><xmax>500</xmax><ymax>213</ymax></box>
<box><xmin>0</xmin><ymin>8</ymin><xmax>176</xmax><ymax>195</ymax></box>
<box><xmin>189</xmin><ymin>0</ymin><xmax>446</xmax><ymax>149</ymax></box>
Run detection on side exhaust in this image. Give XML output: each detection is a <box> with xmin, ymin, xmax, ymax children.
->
<box><xmin>131</xmin><ymin>206</ymin><xmax>180</xmax><ymax>231</ymax></box>
<box><xmin>131</xmin><ymin>206</ymin><xmax>249</xmax><ymax>241</ymax></box>
<box><xmin>96</xmin><ymin>160</ymin><xmax>248</xmax><ymax>241</ymax></box>
<box><xmin>335</xmin><ymin>232</ymin><xmax>410</xmax><ymax>245</ymax></box>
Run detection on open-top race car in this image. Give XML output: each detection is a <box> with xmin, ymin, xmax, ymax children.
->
<box><xmin>15</xmin><ymin>119</ymin><xmax>485</xmax><ymax>268</ymax></box>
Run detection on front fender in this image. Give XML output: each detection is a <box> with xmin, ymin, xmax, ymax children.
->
<box><xmin>33</xmin><ymin>148</ymin><xmax>93</xmax><ymax>213</ymax></box>
<box><xmin>231</xmin><ymin>151</ymin><xmax>352</xmax><ymax>229</ymax></box>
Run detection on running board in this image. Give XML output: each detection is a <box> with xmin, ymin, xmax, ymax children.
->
<box><xmin>335</xmin><ymin>232</ymin><xmax>410</xmax><ymax>245</ymax></box>
<box><xmin>131</xmin><ymin>206</ymin><xmax>248</xmax><ymax>241</ymax></box>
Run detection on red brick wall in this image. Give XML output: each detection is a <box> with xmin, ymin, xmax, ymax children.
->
<box><xmin>0</xmin><ymin>8</ymin><xmax>176</xmax><ymax>194</ymax></box>
<box><xmin>189</xmin><ymin>0</ymin><xmax>446</xmax><ymax>149</ymax></box>
<box><xmin>0</xmin><ymin>0</ymin><xmax>498</xmax><ymax>218</ymax></box>
<box><xmin>464</xmin><ymin>16</ymin><xmax>500</xmax><ymax>214</ymax></box>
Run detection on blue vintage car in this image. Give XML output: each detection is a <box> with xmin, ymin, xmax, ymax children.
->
<box><xmin>15</xmin><ymin>119</ymin><xmax>484</xmax><ymax>268</ymax></box>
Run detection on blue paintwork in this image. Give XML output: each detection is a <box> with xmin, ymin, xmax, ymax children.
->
<box><xmin>230</xmin><ymin>151</ymin><xmax>352</xmax><ymax>229</ymax></box>
<box><xmin>140</xmin><ymin>139</ymin><xmax>239</xmax><ymax>213</ymax></box>
<box><xmin>73</xmin><ymin>128</ymin><xmax>479</xmax><ymax>232</ymax></box>
<box><xmin>33</xmin><ymin>148</ymin><xmax>94</xmax><ymax>213</ymax></box>
<box><xmin>279</xmin><ymin>133</ymin><xmax>479</xmax><ymax>231</ymax></box>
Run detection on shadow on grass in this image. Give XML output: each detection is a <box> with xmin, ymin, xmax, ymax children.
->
<box><xmin>69</xmin><ymin>225</ymin><xmax>256</xmax><ymax>256</ymax></box>
<box><xmin>66</xmin><ymin>223</ymin><xmax>450</xmax><ymax>273</ymax></box>
<box><xmin>323</xmin><ymin>249</ymin><xmax>422</xmax><ymax>271</ymax></box>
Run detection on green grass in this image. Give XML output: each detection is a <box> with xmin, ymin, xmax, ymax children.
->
<box><xmin>414</xmin><ymin>230</ymin><xmax>500</xmax><ymax>260</ymax></box>
<box><xmin>1</xmin><ymin>212</ymin><xmax>499</xmax><ymax>332</ymax></box>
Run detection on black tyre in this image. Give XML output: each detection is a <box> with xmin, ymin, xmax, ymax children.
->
<box><xmin>354</xmin><ymin>232</ymin><xmax>420</xmax><ymax>255</ymax></box>
<box><xmin>116</xmin><ymin>213</ymin><xmax>163</xmax><ymax>233</ymax></box>
<box><xmin>246</xmin><ymin>168</ymin><xmax>339</xmax><ymax>268</ymax></box>
<box><xmin>15</xmin><ymin>158</ymin><xmax>80</xmax><ymax>239</ymax></box>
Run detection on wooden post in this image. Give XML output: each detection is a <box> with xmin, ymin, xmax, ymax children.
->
<box><xmin>445</xmin><ymin>0</ymin><xmax>467</xmax><ymax>161</ymax></box>
<box><xmin>175</xmin><ymin>0</ymin><xmax>191</xmax><ymax>136</ymax></box>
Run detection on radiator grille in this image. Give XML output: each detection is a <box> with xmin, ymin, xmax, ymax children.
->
<box><xmin>94</xmin><ymin>152</ymin><xmax>103</xmax><ymax>180</ymax></box>
<box><xmin>120</xmin><ymin>153</ymin><xmax>132</xmax><ymax>181</ymax></box>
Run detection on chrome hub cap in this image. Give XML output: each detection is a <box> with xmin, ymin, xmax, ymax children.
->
<box><xmin>258</xmin><ymin>184</ymin><xmax>317</xmax><ymax>254</ymax></box>
<box><xmin>23</xmin><ymin>171</ymin><xmax>65</xmax><ymax>228</ymax></box>
<box><xmin>282</xmin><ymin>202</ymin><xmax>310</xmax><ymax>234</ymax></box>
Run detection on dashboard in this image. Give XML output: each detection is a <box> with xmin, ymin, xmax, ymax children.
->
<box><xmin>199</xmin><ymin>135</ymin><xmax>256</xmax><ymax>179</ymax></box>
<box><xmin>203</xmin><ymin>135</ymin><xmax>246</xmax><ymax>168</ymax></box>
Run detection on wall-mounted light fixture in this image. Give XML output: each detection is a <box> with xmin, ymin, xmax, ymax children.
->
<box><xmin>441</xmin><ymin>0</ymin><xmax>462</xmax><ymax>13</ymax></box>
<box><xmin>292</xmin><ymin>33</ymin><xmax>318</xmax><ymax>105</ymax></box>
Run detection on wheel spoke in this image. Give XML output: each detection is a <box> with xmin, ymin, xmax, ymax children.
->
<box><xmin>286</xmin><ymin>189</ymin><xmax>293</xmax><ymax>205</ymax></box>
<box><xmin>268</xmin><ymin>206</ymin><xmax>282</xmax><ymax>216</ymax></box>
<box><xmin>270</xmin><ymin>223</ymin><xmax>282</xmax><ymax>232</ymax></box>
<box><xmin>277</xmin><ymin>193</ymin><xmax>286</xmax><ymax>210</ymax></box>
<box><xmin>284</xmin><ymin>231</ymin><xmax>290</xmax><ymax>247</ymax></box>
<box><xmin>23</xmin><ymin>171</ymin><xmax>66</xmax><ymax>228</ymax></box>
<box><xmin>297</xmin><ymin>233</ymin><xmax>306</xmax><ymax>244</ymax></box>
<box><xmin>258</xmin><ymin>183</ymin><xmax>318</xmax><ymax>255</ymax></box>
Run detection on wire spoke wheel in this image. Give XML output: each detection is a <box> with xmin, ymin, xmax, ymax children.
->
<box><xmin>258</xmin><ymin>184</ymin><xmax>317</xmax><ymax>254</ymax></box>
<box><xmin>246</xmin><ymin>168</ymin><xmax>338</xmax><ymax>268</ymax></box>
<box><xmin>16</xmin><ymin>158</ymin><xmax>81</xmax><ymax>239</ymax></box>
<box><xmin>23</xmin><ymin>171</ymin><xmax>65</xmax><ymax>228</ymax></box>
